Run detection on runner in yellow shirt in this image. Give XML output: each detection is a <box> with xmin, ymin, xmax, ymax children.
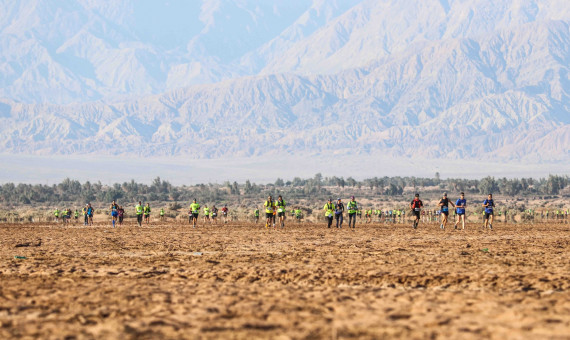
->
<box><xmin>263</xmin><ymin>195</ymin><xmax>276</xmax><ymax>228</ymax></box>
<box><xmin>189</xmin><ymin>199</ymin><xmax>200</xmax><ymax>228</ymax></box>
<box><xmin>323</xmin><ymin>198</ymin><xmax>334</xmax><ymax>228</ymax></box>
<box><xmin>276</xmin><ymin>195</ymin><xmax>287</xmax><ymax>228</ymax></box>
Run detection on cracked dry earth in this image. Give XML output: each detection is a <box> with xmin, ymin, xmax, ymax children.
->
<box><xmin>1</xmin><ymin>221</ymin><xmax>569</xmax><ymax>339</ymax></box>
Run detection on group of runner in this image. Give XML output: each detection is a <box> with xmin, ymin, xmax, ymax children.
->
<box><xmin>188</xmin><ymin>199</ymin><xmax>232</xmax><ymax>227</ymax></box>
<box><xmin>410</xmin><ymin>192</ymin><xmax>495</xmax><ymax>230</ymax></box>
<box><xmin>253</xmin><ymin>201</ymin><xmax>303</xmax><ymax>226</ymax></box>
<box><xmin>133</xmin><ymin>201</ymin><xmax>153</xmax><ymax>227</ymax></box>
<box><xmin>261</xmin><ymin>195</ymin><xmax>304</xmax><ymax>228</ymax></box>
<box><xmin>261</xmin><ymin>192</ymin><xmax>497</xmax><ymax>231</ymax></box>
<box><xmin>52</xmin><ymin>193</ymin><xmax>567</xmax><ymax>229</ymax></box>
<box><xmin>320</xmin><ymin>196</ymin><xmax>358</xmax><ymax>229</ymax></box>
<box><xmin>54</xmin><ymin>204</ymin><xmax>94</xmax><ymax>225</ymax></box>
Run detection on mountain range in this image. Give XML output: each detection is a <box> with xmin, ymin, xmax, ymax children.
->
<box><xmin>0</xmin><ymin>0</ymin><xmax>568</xmax><ymax>164</ymax></box>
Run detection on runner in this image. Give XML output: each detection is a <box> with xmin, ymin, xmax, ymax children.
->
<box><xmin>410</xmin><ymin>193</ymin><xmax>423</xmax><ymax>229</ymax></box>
<box><xmin>54</xmin><ymin>208</ymin><xmax>60</xmax><ymax>223</ymax></box>
<box><xmin>272</xmin><ymin>205</ymin><xmax>277</xmax><ymax>227</ymax></box>
<box><xmin>335</xmin><ymin>198</ymin><xmax>344</xmax><ymax>228</ymax></box>
<box><xmin>189</xmin><ymin>199</ymin><xmax>200</xmax><ymax>228</ymax></box>
<box><xmin>454</xmin><ymin>192</ymin><xmax>467</xmax><ymax>230</ymax></box>
<box><xmin>83</xmin><ymin>204</ymin><xmax>88</xmax><ymax>225</ymax></box>
<box><xmin>86</xmin><ymin>203</ymin><xmax>94</xmax><ymax>226</ymax></box>
<box><xmin>135</xmin><ymin>201</ymin><xmax>143</xmax><ymax>227</ymax></box>
<box><xmin>110</xmin><ymin>200</ymin><xmax>119</xmax><ymax>228</ymax></box>
<box><xmin>254</xmin><ymin>207</ymin><xmax>260</xmax><ymax>223</ymax></box>
<box><xmin>347</xmin><ymin>196</ymin><xmax>358</xmax><ymax>229</ymax></box>
<box><xmin>264</xmin><ymin>196</ymin><xmax>276</xmax><ymax>228</ymax></box>
<box><xmin>211</xmin><ymin>205</ymin><xmax>218</xmax><ymax>224</ymax></box>
<box><xmin>295</xmin><ymin>207</ymin><xmax>303</xmax><ymax>223</ymax></box>
<box><xmin>118</xmin><ymin>206</ymin><xmax>124</xmax><ymax>226</ymax></box>
<box><xmin>276</xmin><ymin>195</ymin><xmax>287</xmax><ymax>228</ymax></box>
<box><xmin>221</xmin><ymin>205</ymin><xmax>229</xmax><ymax>223</ymax></box>
<box><xmin>159</xmin><ymin>208</ymin><xmax>165</xmax><ymax>221</ymax></box>
<box><xmin>67</xmin><ymin>208</ymin><xmax>72</xmax><ymax>224</ymax></box>
<box><xmin>143</xmin><ymin>203</ymin><xmax>151</xmax><ymax>224</ymax></box>
<box><xmin>74</xmin><ymin>209</ymin><xmax>79</xmax><ymax>223</ymax></box>
<box><xmin>482</xmin><ymin>193</ymin><xmax>495</xmax><ymax>230</ymax></box>
<box><xmin>324</xmin><ymin>198</ymin><xmax>335</xmax><ymax>228</ymax></box>
<box><xmin>203</xmin><ymin>205</ymin><xmax>211</xmax><ymax>224</ymax></box>
<box><xmin>438</xmin><ymin>193</ymin><xmax>455</xmax><ymax>230</ymax></box>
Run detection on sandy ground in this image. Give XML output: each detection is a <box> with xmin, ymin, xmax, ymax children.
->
<box><xmin>1</xmin><ymin>219</ymin><xmax>569</xmax><ymax>339</ymax></box>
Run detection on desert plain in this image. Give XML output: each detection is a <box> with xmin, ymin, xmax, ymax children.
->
<box><xmin>1</xmin><ymin>219</ymin><xmax>569</xmax><ymax>339</ymax></box>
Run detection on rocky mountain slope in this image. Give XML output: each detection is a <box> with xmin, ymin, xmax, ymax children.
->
<box><xmin>0</xmin><ymin>0</ymin><xmax>568</xmax><ymax>162</ymax></box>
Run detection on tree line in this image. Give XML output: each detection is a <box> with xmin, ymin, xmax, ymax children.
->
<box><xmin>0</xmin><ymin>174</ymin><xmax>567</xmax><ymax>207</ymax></box>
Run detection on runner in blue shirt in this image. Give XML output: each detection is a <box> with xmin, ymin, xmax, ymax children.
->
<box><xmin>454</xmin><ymin>192</ymin><xmax>467</xmax><ymax>230</ymax></box>
<box><xmin>482</xmin><ymin>193</ymin><xmax>495</xmax><ymax>230</ymax></box>
<box><xmin>438</xmin><ymin>192</ymin><xmax>455</xmax><ymax>230</ymax></box>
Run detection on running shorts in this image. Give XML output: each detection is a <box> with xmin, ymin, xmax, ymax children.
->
<box><xmin>278</xmin><ymin>212</ymin><xmax>285</xmax><ymax>218</ymax></box>
<box><xmin>192</xmin><ymin>213</ymin><xmax>199</xmax><ymax>219</ymax></box>
<box><xmin>413</xmin><ymin>211</ymin><xmax>420</xmax><ymax>218</ymax></box>
<box><xmin>485</xmin><ymin>212</ymin><xmax>493</xmax><ymax>219</ymax></box>
<box><xmin>266</xmin><ymin>213</ymin><xmax>273</xmax><ymax>219</ymax></box>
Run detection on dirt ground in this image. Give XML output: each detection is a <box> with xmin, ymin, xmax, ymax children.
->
<box><xmin>1</xmin><ymin>219</ymin><xmax>569</xmax><ymax>340</ymax></box>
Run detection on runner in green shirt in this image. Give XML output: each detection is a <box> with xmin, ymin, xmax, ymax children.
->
<box><xmin>143</xmin><ymin>203</ymin><xmax>151</xmax><ymax>225</ymax></box>
<box><xmin>54</xmin><ymin>208</ymin><xmax>60</xmax><ymax>223</ymax></box>
<box><xmin>264</xmin><ymin>196</ymin><xmax>276</xmax><ymax>228</ymax></box>
<box><xmin>295</xmin><ymin>208</ymin><xmax>303</xmax><ymax>223</ymax></box>
<box><xmin>203</xmin><ymin>205</ymin><xmax>211</xmax><ymax>224</ymax></box>
<box><xmin>276</xmin><ymin>195</ymin><xmax>287</xmax><ymax>228</ymax></box>
<box><xmin>254</xmin><ymin>208</ymin><xmax>260</xmax><ymax>223</ymax></box>
<box><xmin>347</xmin><ymin>196</ymin><xmax>358</xmax><ymax>229</ymax></box>
<box><xmin>189</xmin><ymin>199</ymin><xmax>200</xmax><ymax>228</ymax></box>
<box><xmin>135</xmin><ymin>201</ymin><xmax>143</xmax><ymax>226</ymax></box>
<box><xmin>324</xmin><ymin>198</ymin><xmax>334</xmax><ymax>228</ymax></box>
